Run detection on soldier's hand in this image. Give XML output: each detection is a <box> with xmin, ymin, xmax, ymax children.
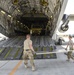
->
<box><xmin>65</xmin><ymin>48</ymin><xmax>67</xmax><ymax>50</ymax></box>
<box><xmin>32</xmin><ymin>51</ymin><xmax>36</xmax><ymax>55</ymax></box>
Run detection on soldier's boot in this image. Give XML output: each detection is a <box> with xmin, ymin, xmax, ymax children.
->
<box><xmin>32</xmin><ymin>63</ymin><xmax>35</xmax><ymax>71</ymax></box>
<box><xmin>32</xmin><ymin>66</ymin><xmax>35</xmax><ymax>71</ymax></box>
<box><xmin>24</xmin><ymin>64</ymin><xmax>28</xmax><ymax>68</ymax></box>
<box><xmin>24</xmin><ymin>62</ymin><xmax>28</xmax><ymax>68</ymax></box>
<box><xmin>66</xmin><ymin>59</ymin><xmax>70</xmax><ymax>62</ymax></box>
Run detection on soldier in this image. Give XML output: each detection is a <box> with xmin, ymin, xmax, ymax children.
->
<box><xmin>23</xmin><ymin>34</ymin><xmax>35</xmax><ymax>71</ymax></box>
<box><xmin>65</xmin><ymin>35</ymin><xmax>74</xmax><ymax>61</ymax></box>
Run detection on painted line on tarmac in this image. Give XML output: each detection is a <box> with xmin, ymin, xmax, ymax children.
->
<box><xmin>9</xmin><ymin>60</ymin><xmax>22</xmax><ymax>75</ymax></box>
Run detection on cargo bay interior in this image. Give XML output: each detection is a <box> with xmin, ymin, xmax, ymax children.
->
<box><xmin>0</xmin><ymin>0</ymin><xmax>67</xmax><ymax>60</ymax></box>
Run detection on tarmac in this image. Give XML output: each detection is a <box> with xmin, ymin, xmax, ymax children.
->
<box><xmin>0</xmin><ymin>45</ymin><xmax>74</xmax><ymax>75</ymax></box>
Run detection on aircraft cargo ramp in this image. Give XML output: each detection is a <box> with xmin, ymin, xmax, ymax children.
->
<box><xmin>0</xmin><ymin>36</ymin><xmax>56</xmax><ymax>60</ymax></box>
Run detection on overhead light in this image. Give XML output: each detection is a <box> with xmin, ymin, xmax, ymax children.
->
<box><xmin>50</xmin><ymin>16</ymin><xmax>52</xmax><ymax>18</ymax></box>
<box><xmin>40</xmin><ymin>0</ymin><xmax>49</xmax><ymax>6</ymax></box>
<box><xmin>13</xmin><ymin>0</ymin><xmax>18</xmax><ymax>5</ymax></box>
<box><xmin>1</xmin><ymin>10</ymin><xmax>5</xmax><ymax>14</ymax></box>
<box><xmin>8</xmin><ymin>15</ymin><xmax>12</xmax><ymax>17</ymax></box>
<box><xmin>17</xmin><ymin>21</ymin><xmax>19</xmax><ymax>22</ymax></box>
<box><xmin>18</xmin><ymin>9</ymin><xmax>20</xmax><ymax>12</ymax></box>
<box><xmin>21</xmin><ymin>23</ymin><xmax>23</xmax><ymax>24</ymax></box>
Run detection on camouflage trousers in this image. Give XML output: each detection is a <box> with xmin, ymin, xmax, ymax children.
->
<box><xmin>67</xmin><ymin>48</ymin><xmax>74</xmax><ymax>60</ymax></box>
<box><xmin>23</xmin><ymin>50</ymin><xmax>35</xmax><ymax>67</ymax></box>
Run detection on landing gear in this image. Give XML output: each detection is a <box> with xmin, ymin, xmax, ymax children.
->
<box><xmin>58</xmin><ymin>38</ymin><xmax>62</xmax><ymax>45</ymax></box>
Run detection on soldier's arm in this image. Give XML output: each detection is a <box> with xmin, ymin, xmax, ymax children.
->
<box><xmin>66</xmin><ymin>42</ymin><xmax>69</xmax><ymax>50</ymax></box>
<box><xmin>29</xmin><ymin>41</ymin><xmax>34</xmax><ymax>52</ymax></box>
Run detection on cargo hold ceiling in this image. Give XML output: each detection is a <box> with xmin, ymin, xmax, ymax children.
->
<box><xmin>0</xmin><ymin>0</ymin><xmax>63</xmax><ymax>36</ymax></box>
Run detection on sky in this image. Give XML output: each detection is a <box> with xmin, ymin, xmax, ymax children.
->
<box><xmin>57</xmin><ymin>0</ymin><xmax>74</xmax><ymax>35</ymax></box>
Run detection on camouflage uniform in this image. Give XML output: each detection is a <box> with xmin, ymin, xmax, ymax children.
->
<box><xmin>67</xmin><ymin>40</ymin><xmax>74</xmax><ymax>60</ymax></box>
<box><xmin>67</xmin><ymin>48</ymin><xmax>74</xmax><ymax>60</ymax></box>
<box><xmin>23</xmin><ymin>39</ymin><xmax>35</xmax><ymax>68</ymax></box>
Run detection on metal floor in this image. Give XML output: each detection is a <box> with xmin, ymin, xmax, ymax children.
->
<box><xmin>0</xmin><ymin>45</ymin><xmax>74</xmax><ymax>75</ymax></box>
<box><xmin>0</xmin><ymin>36</ymin><xmax>56</xmax><ymax>60</ymax></box>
